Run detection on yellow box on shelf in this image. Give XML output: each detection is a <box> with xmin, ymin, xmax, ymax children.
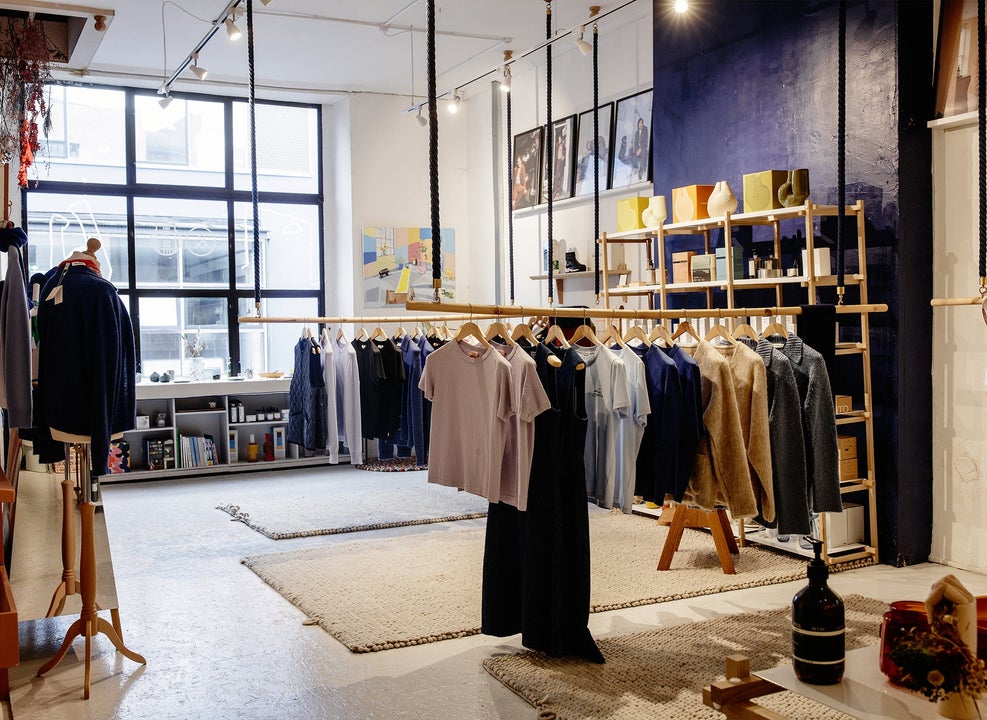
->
<box><xmin>616</xmin><ymin>197</ymin><xmax>650</xmax><ymax>232</ymax></box>
<box><xmin>742</xmin><ymin>170</ymin><xmax>787</xmax><ymax>213</ymax></box>
<box><xmin>671</xmin><ymin>184</ymin><xmax>714</xmax><ymax>223</ymax></box>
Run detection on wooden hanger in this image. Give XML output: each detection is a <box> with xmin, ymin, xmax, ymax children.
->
<box><xmin>599</xmin><ymin>323</ymin><xmax>626</xmax><ymax>348</ymax></box>
<box><xmin>671</xmin><ymin>320</ymin><xmax>701</xmax><ymax>345</ymax></box>
<box><xmin>484</xmin><ymin>320</ymin><xmax>515</xmax><ymax>345</ymax></box>
<box><xmin>356</xmin><ymin>326</ymin><xmax>370</xmax><ymax>341</ymax></box>
<box><xmin>543</xmin><ymin>323</ymin><xmax>570</xmax><ymax>349</ymax></box>
<box><xmin>336</xmin><ymin>325</ymin><xmax>348</xmax><ymax>341</ymax></box>
<box><xmin>454</xmin><ymin>320</ymin><xmax>491</xmax><ymax>348</ymax></box>
<box><xmin>320</xmin><ymin>327</ymin><xmax>330</xmax><ymax>343</ymax></box>
<box><xmin>623</xmin><ymin>322</ymin><xmax>650</xmax><ymax>346</ymax></box>
<box><xmin>392</xmin><ymin>325</ymin><xmax>407</xmax><ymax>340</ymax></box>
<box><xmin>569</xmin><ymin>321</ymin><xmax>601</xmax><ymax>347</ymax></box>
<box><xmin>302</xmin><ymin>325</ymin><xmax>313</xmax><ymax>339</ymax></box>
<box><xmin>370</xmin><ymin>325</ymin><xmax>388</xmax><ymax>340</ymax></box>
<box><xmin>648</xmin><ymin>323</ymin><xmax>674</xmax><ymax>346</ymax></box>
<box><xmin>411</xmin><ymin>324</ymin><xmax>422</xmax><ymax>339</ymax></box>
<box><xmin>511</xmin><ymin>321</ymin><xmax>539</xmax><ymax>345</ymax></box>
<box><xmin>760</xmin><ymin>319</ymin><xmax>789</xmax><ymax>342</ymax></box>
<box><xmin>732</xmin><ymin>323</ymin><xmax>759</xmax><ymax>341</ymax></box>
<box><xmin>705</xmin><ymin>323</ymin><xmax>737</xmax><ymax>347</ymax></box>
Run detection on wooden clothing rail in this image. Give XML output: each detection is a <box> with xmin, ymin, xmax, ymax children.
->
<box><xmin>405</xmin><ymin>300</ymin><xmax>888</xmax><ymax>319</ymax></box>
<box><xmin>930</xmin><ymin>295</ymin><xmax>986</xmax><ymax>306</ymax></box>
<box><xmin>238</xmin><ymin>313</ymin><xmax>506</xmax><ymax>325</ymax></box>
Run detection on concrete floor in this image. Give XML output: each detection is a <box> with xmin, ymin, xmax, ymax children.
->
<box><xmin>7</xmin><ymin>465</ymin><xmax>987</xmax><ymax>720</ymax></box>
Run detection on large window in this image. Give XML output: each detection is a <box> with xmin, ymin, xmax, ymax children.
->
<box><xmin>26</xmin><ymin>85</ymin><xmax>324</xmax><ymax>377</ymax></box>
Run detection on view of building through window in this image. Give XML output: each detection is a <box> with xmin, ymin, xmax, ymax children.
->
<box><xmin>24</xmin><ymin>85</ymin><xmax>323</xmax><ymax>378</ymax></box>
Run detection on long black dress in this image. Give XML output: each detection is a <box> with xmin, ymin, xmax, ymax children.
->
<box><xmin>481</xmin><ymin>342</ymin><xmax>603</xmax><ymax>663</ymax></box>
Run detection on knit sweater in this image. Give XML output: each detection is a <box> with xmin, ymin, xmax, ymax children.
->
<box><xmin>0</xmin><ymin>228</ymin><xmax>32</xmax><ymax>428</ymax></box>
<box><xmin>685</xmin><ymin>341</ymin><xmax>757</xmax><ymax>518</ymax></box>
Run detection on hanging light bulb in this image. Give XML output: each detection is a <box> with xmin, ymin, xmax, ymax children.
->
<box><xmin>674</xmin><ymin>0</ymin><xmax>689</xmax><ymax>13</ymax></box>
<box><xmin>225</xmin><ymin>15</ymin><xmax>242</xmax><ymax>41</ymax></box>
<box><xmin>416</xmin><ymin>107</ymin><xmax>427</xmax><ymax>127</ymax></box>
<box><xmin>501</xmin><ymin>65</ymin><xmax>511</xmax><ymax>93</ymax></box>
<box><xmin>574</xmin><ymin>25</ymin><xmax>593</xmax><ymax>56</ymax></box>
<box><xmin>191</xmin><ymin>52</ymin><xmax>207</xmax><ymax>80</ymax></box>
<box><xmin>448</xmin><ymin>90</ymin><xmax>461</xmax><ymax>114</ymax></box>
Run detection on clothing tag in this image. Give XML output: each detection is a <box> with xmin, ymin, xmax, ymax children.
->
<box><xmin>47</xmin><ymin>286</ymin><xmax>64</xmax><ymax>305</ymax></box>
<box><xmin>469</xmin><ymin>351</ymin><xmax>479</xmax><ymax>358</ymax></box>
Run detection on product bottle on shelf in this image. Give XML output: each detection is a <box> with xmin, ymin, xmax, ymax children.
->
<box><xmin>247</xmin><ymin>434</ymin><xmax>259</xmax><ymax>462</ymax></box>
<box><xmin>792</xmin><ymin>538</ymin><xmax>845</xmax><ymax>684</ymax></box>
<box><xmin>263</xmin><ymin>433</ymin><xmax>274</xmax><ymax>461</ymax></box>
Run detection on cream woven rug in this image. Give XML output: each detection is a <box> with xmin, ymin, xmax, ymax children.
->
<box><xmin>483</xmin><ymin>594</ymin><xmax>887</xmax><ymax>720</ymax></box>
<box><xmin>241</xmin><ymin>511</ymin><xmax>870</xmax><ymax>653</ymax></box>
<box><xmin>217</xmin><ymin>482</ymin><xmax>488</xmax><ymax>539</ymax></box>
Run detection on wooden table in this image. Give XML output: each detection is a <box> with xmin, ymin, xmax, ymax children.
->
<box><xmin>705</xmin><ymin>647</ymin><xmax>939</xmax><ymax>719</ymax></box>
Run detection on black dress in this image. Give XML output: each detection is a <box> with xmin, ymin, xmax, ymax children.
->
<box><xmin>481</xmin><ymin>342</ymin><xmax>603</xmax><ymax>663</ymax></box>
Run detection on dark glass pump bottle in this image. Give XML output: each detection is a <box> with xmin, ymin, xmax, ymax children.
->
<box><xmin>792</xmin><ymin>538</ymin><xmax>845</xmax><ymax>684</ymax></box>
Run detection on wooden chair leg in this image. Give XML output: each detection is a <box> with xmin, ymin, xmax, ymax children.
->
<box><xmin>657</xmin><ymin>504</ymin><xmax>689</xmax><ymax>570</ymax></box>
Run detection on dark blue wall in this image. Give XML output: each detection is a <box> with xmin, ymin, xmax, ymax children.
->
<box><xmin>651</xmin><ymin>0</ymin><xmax>933</xmax><ymax>565</ymax></box>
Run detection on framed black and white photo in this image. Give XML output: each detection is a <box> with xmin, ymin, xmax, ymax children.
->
<box><xmin>540</xmin><ymin>115</ymin><xmax>576</xmax><ymax>203</ymax></box>
<box><xmin>574</xmin><ymin>103</ymin><xmax>613</xmax><ymax>196</ymax></box>
<box><xmin>611</xmin><ymin>89</ymin><xmax>653</xmax><ymax>189</ymax></box>
<box><xmin>511</xmin><ymin>126</ymin><xmax>544</xmax><ymax>211</ymax></box>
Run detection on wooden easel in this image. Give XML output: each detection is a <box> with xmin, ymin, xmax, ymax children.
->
<box><xmin>657</xmin><ymin>504</ymin><xmax>739</xmax><ymax>574</ymax></box>
<box><xmin>36</xmin><ymin>440</ymin><xmax>145</xmax><ymax>699</ymax></box>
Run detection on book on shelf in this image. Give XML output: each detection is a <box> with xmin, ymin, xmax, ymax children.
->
<box><xmin>145</xmin><ymin>438</ymin><xmax>164</xmax><ymax>471</ymax></box>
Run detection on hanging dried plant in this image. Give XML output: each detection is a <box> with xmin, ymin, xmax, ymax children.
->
<box><xmin>0</xmin><ymin>15</ymin><xmax>53</xmax><ymax>186</ymax></box>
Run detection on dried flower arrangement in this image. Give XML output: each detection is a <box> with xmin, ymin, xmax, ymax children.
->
<box><xmin>182</xmin><ymin>331</ymin><xmax>206</xmax><ymax>358</ymax></box>
<box><xmin>889</xmin><ymin>596</ymin><xmax>987</xmax><ymax>709</ymax></box>
<box><xmin>0</xmin><ymin>15</ymin><xmax>56</xmax><ymax>187</ymax></box>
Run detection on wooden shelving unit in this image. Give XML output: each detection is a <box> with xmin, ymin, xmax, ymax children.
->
<box><xmin>598</xmin><ymin>200</ymin><xmax>879</xmax><ymax>567</ymax></box>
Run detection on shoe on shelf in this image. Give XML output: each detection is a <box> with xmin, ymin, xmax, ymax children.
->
<box><xmin>565</xmin><ymin>250</ymin><xmax>587</xmax><ymax>272</ymax></box>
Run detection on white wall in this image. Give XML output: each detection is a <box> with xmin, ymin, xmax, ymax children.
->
<box><xmin>930</xmin><ymin>114</ymin><xmax>987</xmax><ymax>573</ymax></box>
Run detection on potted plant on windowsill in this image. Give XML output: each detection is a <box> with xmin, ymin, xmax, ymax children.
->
<box><xmin>0</xmin><ymin>15</ymin><xmax>55</xmax><ymax>194</ymax></box>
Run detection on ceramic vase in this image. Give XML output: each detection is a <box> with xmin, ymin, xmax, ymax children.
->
<box><xmin>938</xmin><ymin>693</ymin><xmax>979</xmax><ymax>720</ymax></box>
<box><xmin>189</xmin><ymin>356</ymin><xmax>205</xmax><ymax>382</ymax></box>
<box><xmin>642</xmin><ymin>195</ymin><xmax>668</xmax><ymax>229</ymax></box>
<box><xmin>707</xmin><ymin>181</ymin><xmax>738</xmax><ymax>218</ymax></box>
<box><xmin>778</xmin><ymin>168</ymin><xmax>810</xmax><ymax>207</ymax></box>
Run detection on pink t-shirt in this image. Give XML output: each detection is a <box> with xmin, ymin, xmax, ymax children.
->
<box><xmin>491</xmin><ymin>343</ymin><xmax>551</xmax><ymax>511</ymax></box>
<box><xmin>419</xmin><ymin>340</ymin><xmax>515</xmax><ymax>501</ymax></box>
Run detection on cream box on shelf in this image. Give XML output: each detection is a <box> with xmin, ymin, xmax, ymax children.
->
<box><xmin>819</xmin><ymin>502</ymin><xmax>865</xmax><ymax>549</ymax></box>
<box><xmin>800</xmin><ymin>247</ymin><xmax>832</xmax><ymax>276</ymax></box>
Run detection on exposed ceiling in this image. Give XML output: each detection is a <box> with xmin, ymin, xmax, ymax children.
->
<box><xmin>36</xmin><ymin>0</ymin><xmax>650</xmax><ymax>105</ymax></box>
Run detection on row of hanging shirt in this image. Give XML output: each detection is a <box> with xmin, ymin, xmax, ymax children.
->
<box><xmin>419</xmin><ymin>315</ymin><xmax>842</xmax><ymax>536</ymax></box>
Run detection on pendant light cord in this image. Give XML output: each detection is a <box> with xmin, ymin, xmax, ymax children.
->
<box><xmin>427</xmin><ymin>0</ymin><xmax>442</xmax><ymax>300</ymax></box>
<box><xmin>248</xmin><ymin>0</ymin><xmax>260</xmax><ymax>314</ymax></box>
<box><xmin>507</xmin><ymin>79</ymin><xmax>516</xmax><ymax>303</ymax></box>
<box><xmin>593</xmin><ymin>23</ymin><xmax>601</xmax><ymax>301</ymax></box>
<box><xmin>545</xmin><ymin>1</ymin><xmax>554</xmax><ymax>304</ymax></box>
<box><xmin>836</xmin><ymin>0</ymin><xmax>846</xmax><ymax>303</ymax></box>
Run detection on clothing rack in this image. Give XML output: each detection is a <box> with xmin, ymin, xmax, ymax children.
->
<box><xmin>238</xmin><ymin>313</ymin><xmax>506</xmax><ymax>325</ymax></box>
<box><xmin>929</xmin><ymin>295</ymin><xmax>986</xmax><ymax>307</ymax></box>
<box><xmin>404</xmin><ymin>300</ymin><xmax>888</xmax><ymax>320</ymax></box>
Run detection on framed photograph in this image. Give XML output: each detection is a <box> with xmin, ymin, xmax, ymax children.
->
<box><xmin>934</xmin><ymin>0</ymin><xmax>977</xmax><ymax>118</ymax></box>
<box><xmin>574</xmin><ymin>103</ymin><xmax>614</xmax><ymax>196</ymax></box>
<box><xmin>511</xmin><ymin>126</ymin><xmax>544</xmax><ymax>211</ymax></box>
<box><xmin>611</xmin><ymin>89</ymin><xmax>653</xmax><ymax>189</ymax></box>
<box><xmin>540</xmin><ymin>115</ymin><xmax>576</xmax><ymax>203</ymax></box>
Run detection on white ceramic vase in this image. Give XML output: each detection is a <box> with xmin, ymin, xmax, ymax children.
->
<box><xmin>707</xmin><ymin>180</ymin><xmax>738</xmax><ymax>218</ymax></box>
<box><xmin>642</xmin><ymin>195</ymin><xmax>668</xmax><ymax>229</ymax></box>
<box><xmin>938</xmin><ymin>692</ymin><xmax>979</xmax><ymax>720</ymax></box>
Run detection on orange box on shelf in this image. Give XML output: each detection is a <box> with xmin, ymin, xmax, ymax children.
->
<box><xmin>742</xmin><ymin>170</ymin><xmax>788</xmax><ymax>213</ymax></box>
<box><xmin>672</xmin><ymin>184</ymin><xmax>714</xmax><ymax>223</ymax></box>
<box><xmin>837</xmin><ymin>435</ymin><xmax>857</xmax><ymax>460</ymax></box>
<box><xmin>835</xmin><ymin>394</ymin><xmax>852</xmax><ymax>414</ymax></box>
<box><xmin>839</xmin><ymin>457</ymin><xmax>859</xmax><ymax>482</ymax></box>
<box><xmin>671</xmin><ymin>251</ymin><xmax>696</xmax><ymax>284</ymax></box>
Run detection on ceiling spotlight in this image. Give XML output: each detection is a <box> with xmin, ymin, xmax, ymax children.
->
<box><xmin>575</xmin><ymin>26</ymin><xmax>593</xmax><ymax>56</ymax></box>
<box><xmin>501</xmin><ymin>50</ymin><xmax>513</xmax><ymax>93</ymax></box>
<box><xmin>448</xmin><ymin>91</ymin><xmax>461</xmax><ymax>114</ymax></box>
<box><xmin>673</xmin><ymin>0</ymin><xmax>689</xmax><ymax>13</ymax></box>
<box><xmin>416</xmin><ymin>107</ymin><xmax>427</xmax><ymax>127</ymax></box>
<box><xmin>159</xmin><ymin>92</ymin><xmax>174</xmax><ymax>109</ymax></box>
<box><xmin>260</xmin><ymin>0</ymin><xmax>274</xmax><ymax>5</ymax></box>
<box><xmin>191</xmin><ymin>52</ymin><xmax>207</xmax><ymax>80</ymax></box>
<box><xmin>225</xmin><ymin>16</ymin><xmax>242</xmax><ymax>41</ymax></box>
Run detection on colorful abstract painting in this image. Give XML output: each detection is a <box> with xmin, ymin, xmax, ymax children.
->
<box><xmin>361</xmin><ymin>227</ymin><xmax>456</xmax><ymax>308</ymax></box>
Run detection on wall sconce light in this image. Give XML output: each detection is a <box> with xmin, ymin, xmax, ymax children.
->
<box><xmin>574</xmin><ymin>26</ymin><xmax>593</xmax><ymax>56</ymax></box>
<box><xmin>191</xmin><ymin>52</ymin><xmax>207</xmax><ymax>80</ymax></box>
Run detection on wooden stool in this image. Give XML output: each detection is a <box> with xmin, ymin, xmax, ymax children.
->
<box><xmin>36</xmin><ymin>438</ymin><xmax>145</xmax><ymax>699</ymax></box>
<box><xmin>657</xmin><ymin>504</ymin><xmax>739</xmax><ymax>574</ymax></box>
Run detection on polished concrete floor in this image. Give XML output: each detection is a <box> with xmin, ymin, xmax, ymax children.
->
<box><xmin>7</xmin><ymin>465</ymin><xmax>987</xmax><ymax>720</ymax></box>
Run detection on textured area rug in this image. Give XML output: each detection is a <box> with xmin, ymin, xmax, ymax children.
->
<box><xmin>354</xmin><ymin>457</ymin><xmax>425</xmax><ymax>472</ymax></box>
<box><xmin>217</xmin><ymin>483</ymin><xmax>487</xmax><ymax>539</ymax></box>
<box><xmin>241</xmin><ymin>511</ymin><xmax>869</xmax><ymax>652</ymax></box>
<box><xmin>483</xmin><ymin>594</ymin><xmax>886</xmax><ymax>720</ymax></box>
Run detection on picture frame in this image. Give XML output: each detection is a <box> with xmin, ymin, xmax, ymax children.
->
<box><xmin>574</xmin><ymin>103</ymin><xmax>614</xmax><ymax>197</ymax></box>
<box><xmin>934</xmin><ymin>0</ymin><xmax>977</xmax><ymax>119</ymax></box>
<box><xmin>511</xmin><ymin>126</ymin><xmax>544</xmax><ymax>211</ymax></box>
<box><xmin>540</xmin><ymin>114</ymin><xmax>576</xmax><ymax>203</ymax></box>
<box><xmin>611</xmin><ymin>89</ymin><xmax>654</xmax><ymax>189</ymax></box>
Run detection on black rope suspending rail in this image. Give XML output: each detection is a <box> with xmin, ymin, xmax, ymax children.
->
<box><xmin>835</xmin><ymin>0</ymin><xmax>846</xmax><ymax>304</ymax></box>
<box><xmin>979</xmin><ymin>0</ymin><xmax>986</xmax><ymax>295</ymax></box>
<box><xmin>247</xmin><ymin>0</ymin><xmax>260</xmax><ymax>313</ymax></box>
<box><xmin>545</xmin><ymin>0</ymin><xmax>554</xmax><ymax>304</ymax></box>
<box><xmin>507</xmin><ymin>68</ymin><xmax>515</xmax><ymax>303</ymax></box>
<box><xmin>593</xmin><ymin>23</ymin><xmax>601</xmax><ymax>300</ymax></box>
<box><xmin>427</xmin><ymin>0</ymin><xmax>441</xmax><ymax>301</ymax></box>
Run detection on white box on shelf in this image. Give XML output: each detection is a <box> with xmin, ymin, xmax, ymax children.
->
<box><xmin>135</xmin><ymin>415</ymin><xmax>150</xmax><ymax>430</ymax></box>
<box><xmin>819</xmin><ymin>502</ymin><xmax>864</xmax><ymax>549</ymax></box>
<box><xmin>800</xmin><ymin>247</ymin><xmax>832</xmax><ymax>276</ymax></box>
